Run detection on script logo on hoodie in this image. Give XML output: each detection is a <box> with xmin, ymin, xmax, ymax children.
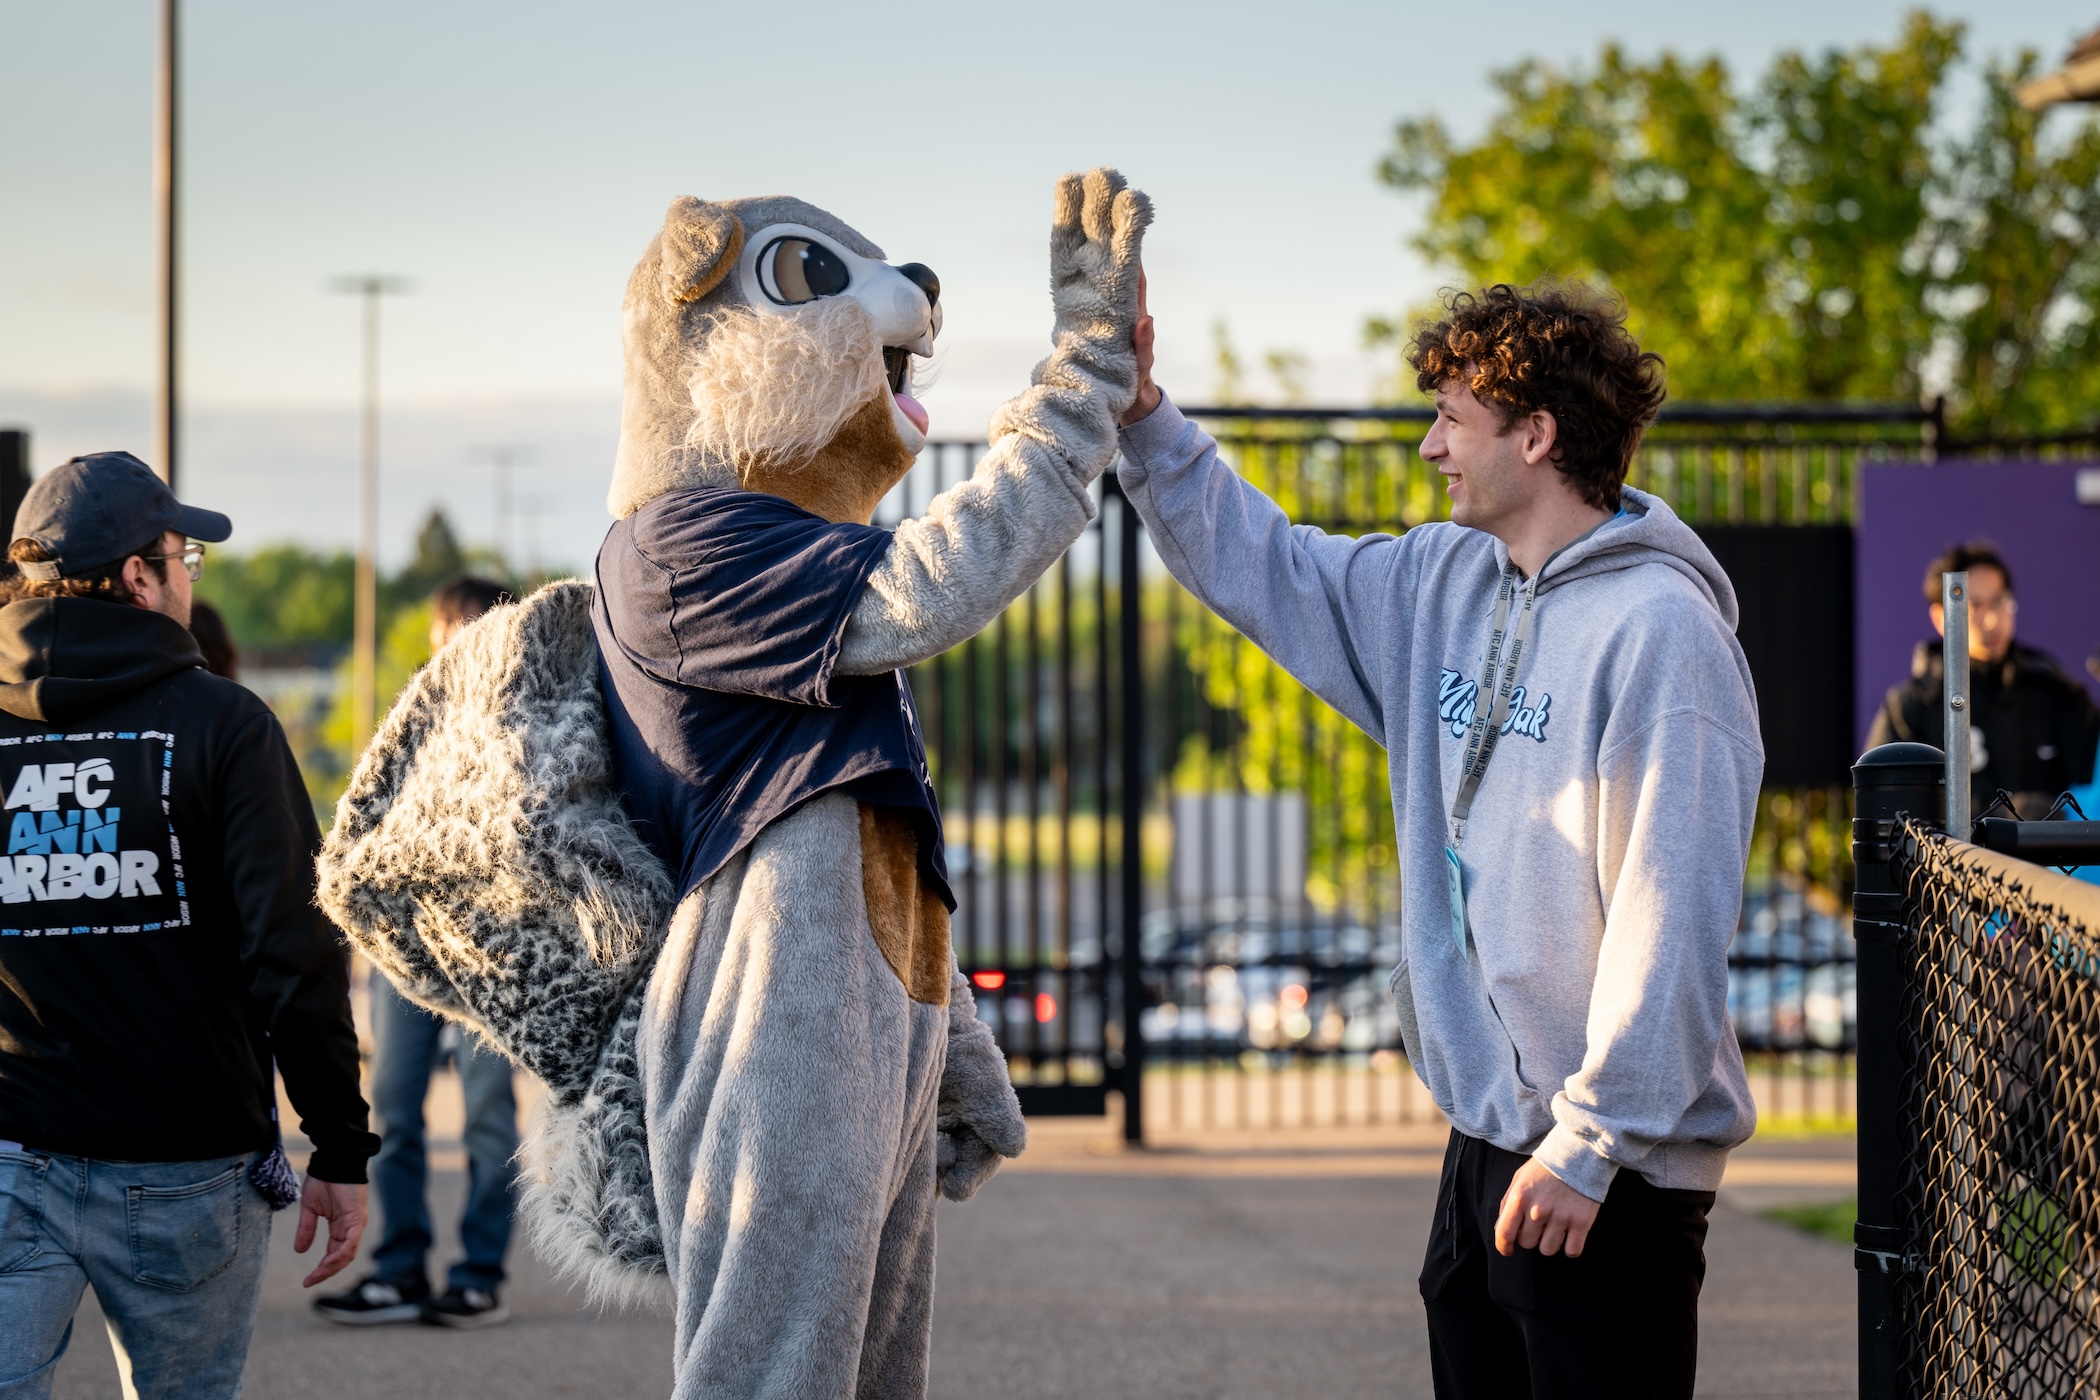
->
<box><xmin>1438</xmin><ymin>670</ymin><xmax>1552</xmax><ymax>743</ymax></box>
<box><xmin>0</xmin><ymin>730</ymin><xmax>188</xmax><ymax>937</ymax></box>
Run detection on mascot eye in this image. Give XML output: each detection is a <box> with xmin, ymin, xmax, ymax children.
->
<box><xmin>761</xmin><ymin>237</ymin><xmax>851</xmax><ymax>305</ymax></box>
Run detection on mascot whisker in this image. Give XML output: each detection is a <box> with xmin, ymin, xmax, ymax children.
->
<box><xmin>317</xmin><ymin>169</ymin><xmax>1151</xmax><ymax>1399</ymax></box>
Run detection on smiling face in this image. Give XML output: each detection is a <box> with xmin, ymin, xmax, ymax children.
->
<box><xmin>608</xmin><ymin>195</ymin><xmax>942</xmax><ymax>525</ymax></box>
<box><xmin>1419</xmin><ymin>380</ymin><xmax>1542</xmax><ymax>533</ymax></box>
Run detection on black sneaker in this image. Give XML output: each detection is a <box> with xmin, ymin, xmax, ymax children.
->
<box><xmin>313</xmin><ymin>1274</ymin><xmax>430</xmax><ymax>1326</ymax></box>
<box><xmin>422</xmin><ymin>1284</ymin><xmax>510</xmax><ymax>1329</ymax></box>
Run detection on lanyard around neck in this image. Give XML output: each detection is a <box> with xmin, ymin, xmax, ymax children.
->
<box><xmin>1449</xmin><ymin>564</ymin><xmax>1540</xmax><ymax>847</ymax></box>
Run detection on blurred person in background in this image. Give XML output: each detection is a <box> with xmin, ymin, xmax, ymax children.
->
<box><xmin>0</xmin><ymin>452</ymin><xmax>375</xmax><ymax>1398</ymax></box>
<box><xmin>316</xmin><ymin>575</ymin><xmax>518</xmax><ymax>1330</ymax></box>
<box><xmin>187</xmin><ymin>598</ymin><xmax>238</xmax><ymax>681</ymax></box>
<box><xmin>1867</xmin><ymin>541</ymin><xmax>2100</xmax><ymax>819</ymax></box>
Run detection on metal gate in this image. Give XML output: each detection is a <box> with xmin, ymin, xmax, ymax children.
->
<box><xmin>882</xmin><ymin>444</ymin><xmax>1136</xmax><ymax>1122</ymax></box>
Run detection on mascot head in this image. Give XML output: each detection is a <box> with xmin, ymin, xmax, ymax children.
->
<box><xmin>607</xmin><ymin>196</ymin><xmax>941</xmax><ymax>525</ymax></box>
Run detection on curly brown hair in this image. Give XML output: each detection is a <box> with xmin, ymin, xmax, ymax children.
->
<box><xmin>1405</xmin><ymin>281</ymin><xmax>1666</xmax><ymax>511</ymax></box>
<box><xmin>0</xmin><ymin>538</ymin><xmax>165</xmax><ymax>606</ymax></box>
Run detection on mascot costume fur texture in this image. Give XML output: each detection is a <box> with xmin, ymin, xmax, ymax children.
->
<box><xmin>316</xmin><ymin>169</ymin><xmax>1151</xmax><ymax>1399</ymax></box>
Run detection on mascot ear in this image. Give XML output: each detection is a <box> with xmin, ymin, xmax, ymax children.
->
<box><xmin>659</xmin><ymin>198</ymin><xmax>745</xmax><ymax>305</ymax></box>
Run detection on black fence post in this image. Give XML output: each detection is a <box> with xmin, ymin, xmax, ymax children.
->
<box><xmin>1114</xmin><ymin>482</ymin><xmax>1146</xmax><ymax>1146</ymax></box>
<box><xmin>0</xmin><ymin>429</ymin><xmax>29</xmax><ymax>551</ymax></box>
<box><xmin>1850</xmin><ymin>741</ymin><xmax>1943</xmax><ymax>1400</ymax></box>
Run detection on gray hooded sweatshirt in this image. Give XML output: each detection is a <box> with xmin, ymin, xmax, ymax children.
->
<box><xmin>1117</xmin><ymin>398</ymin><xmax>1762</xmax><ymax>1200</ymax></box>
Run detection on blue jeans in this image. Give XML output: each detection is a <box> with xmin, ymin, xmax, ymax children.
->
<box><xmin>368</xmin><ymin>972</ymin><xmax>518</xmax><ymax>1291</ymax></box>
<box><xmin>0</xmin><ymin>1149</ymin><xmax>273</xmax><ymax>1399</ymax></box>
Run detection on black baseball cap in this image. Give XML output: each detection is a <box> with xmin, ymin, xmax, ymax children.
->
<box><xmin>10</xmin><ymin>452</ymin><xmax>232</xmax><ymax>581</ymax></box>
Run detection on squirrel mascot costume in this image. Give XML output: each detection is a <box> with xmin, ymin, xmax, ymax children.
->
<box><xmin>316</xmin><ymin>168</ymin><xmax>1151</xmax><ymax>1399</ymax></box>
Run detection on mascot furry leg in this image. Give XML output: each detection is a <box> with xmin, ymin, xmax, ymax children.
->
<box><xmin>320</xmin><ymin>169</ymin><xmax>1149</xmax><ymax>1400</ymax></box>
<box><xmin>642</xmin><ymin>798</ymin><xmax>952</xmax><ymax>1394</ymax></box>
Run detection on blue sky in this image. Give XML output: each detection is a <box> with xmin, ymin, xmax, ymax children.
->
<box><xmin>3</xmin><ymin>0</ymin><xmax>2093</xmax><ymax>569</ymax></box>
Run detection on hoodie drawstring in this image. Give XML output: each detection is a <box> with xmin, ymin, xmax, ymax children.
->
<box><xmin>1447</xmin><ymin>1134</ymin><xmax>1466</xmax><ymax>1259</ymax></box>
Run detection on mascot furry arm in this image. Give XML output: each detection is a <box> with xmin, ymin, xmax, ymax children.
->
<box><xmin>318</xmin><ymin>170</ymin><xmax>1149</xmax><ymax>1400</ymax></box>
<box><xmin>835</xmin><ymin>169</ymin><xmax>1150</xmax><ymax>675</ymax></box>
<box><xmin>836</xmin><ymin>170</ymin><xmax>1149</xmax><ymax>1198</ymax></box>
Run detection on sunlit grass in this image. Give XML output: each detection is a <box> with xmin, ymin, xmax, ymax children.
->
<box><xmin>1764</xmin><ymin>1196</ymin><xmax>1855</xmax><ymax>1247</ymax></box>
<box><xmin>942</xmin><ymin>811</ymin><xmax>1173</xmax><ymax>878</ymax></box>
<box><xmin>1751</xmin><ymin>1115</ymin><xmax>1857</xmax><ymax>1140</ymax></box>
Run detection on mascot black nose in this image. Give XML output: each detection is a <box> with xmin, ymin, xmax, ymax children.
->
<box><xmin>897</xmin><ymin>262</ymin><xmax>940</xmax><ymax>310</ymax></box>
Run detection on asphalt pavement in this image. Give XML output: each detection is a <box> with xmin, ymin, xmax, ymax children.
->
<box><xmin>47</xmin><ymin>1121</ymin><xmax>1853</xmax><ymax>1399</ymax></box>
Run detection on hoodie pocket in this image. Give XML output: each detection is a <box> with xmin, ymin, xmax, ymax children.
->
<box><xmin>1388</xmin><ymin>960</ymin><xmax>1422</xmax><ymax>1065</ymax></box>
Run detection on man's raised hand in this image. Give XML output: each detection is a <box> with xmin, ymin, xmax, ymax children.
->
<box><xmin>1121</xmin><ymin>268</ymin><xmax>1160</xmax><ymax>427</ymax></box>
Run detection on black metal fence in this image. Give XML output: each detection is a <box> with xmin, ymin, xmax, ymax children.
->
<box><xmin>884</xmin><ymin>443</ymin><xmax>1125</xmax><ymax>1119</ymax></box>
<box><xmin>890</xmin><ymin>403</ymin><xmax>1948</xmax><ymax>1137</ymax></box>
<box><xmin>1851</xmin><ymin>739</ymin><xmax>2100</xmax><ymax>1397</ymax></box>
<box><xmin>1891</xmin><ymin>822</ymin><xmax>2100</xmax><ymax>1397</ymax></box>
<box><xmin>1852</xmin><ymin>745</ymin><xmax>2100</xmax><ymax>1399</ymax></box>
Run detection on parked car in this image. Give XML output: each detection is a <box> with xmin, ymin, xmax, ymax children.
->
<box><xmin>1138</xmin><ymin>906</ymin><xmax>1402</xmax><ymax>1056</ymax></box>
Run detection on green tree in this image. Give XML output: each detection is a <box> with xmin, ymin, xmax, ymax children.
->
<box><xmin>1374</xmin><ymin>11</ymin><xmax>2100</xmax><ymax>437</ymax></box>
<box><xmin>194</xmin><ymin>509</ymin><xmax>494</xmax><ymax>656</ymax></box>
<box><xmin>271</xmin><ymin>601</ymin><xmax>438</xmax><ymax>819</ymax></box>
<box><xmin>1929</xmin><ymin>58</ymin><xmax>2100</xmax><ymax>430</ymax></box>
<box><xmin>388</xmin><ymin>508</ymin><xmax>468</xmax><ymax>606</ymax></box>
<box><xmin>321</xmin><ymin>602</ymin><xmax>434</xmax><ymax>764</ymax></box>
<box><xmin>193</xmin><ymin>544</ymin><xmax>354</xmax><ymax>651</ymax></box>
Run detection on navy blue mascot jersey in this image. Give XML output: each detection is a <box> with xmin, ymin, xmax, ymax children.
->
<box><xmin>592</xmin><ymin>487</ymin><xmax>950</xmax><ymax>909</ymax></box>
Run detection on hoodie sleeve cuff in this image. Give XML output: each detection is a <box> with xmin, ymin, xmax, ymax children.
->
<box><xmin>1532</xmin><ymin>1123</ymin><xmax>1617</xmax><ymax>1203</ymax></box>
<box><xmin>303</xmin><ymin>1145</ymin><xmax>373</xmax><ymax>1186</ymax></box>
<box><xmin>1115</xmin><ymin>390</ymin><xmax>1194</xmax><ymax>484</ymax></box>
<box><xmin>302</xmin><ymin>1124</ymin><xmax>381</xmax><ymax>1186</ymax></box>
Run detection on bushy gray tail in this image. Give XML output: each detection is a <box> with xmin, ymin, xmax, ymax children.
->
<box><xmin>316</xmin><ymin>579</ymin><xmax>672</xmax><ymax>1301</ymax></box>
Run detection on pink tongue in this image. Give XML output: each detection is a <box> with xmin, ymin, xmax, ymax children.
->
<box><xmin>894</xmin><ymin>391</ymin><xmax>929</xmax><ymax>435</ymax></box>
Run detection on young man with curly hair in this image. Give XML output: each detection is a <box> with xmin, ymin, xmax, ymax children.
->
<box><xmin>1117</xmin><ymin>281</ymin><xmax>1762</xmax><ymax>1398</ymax></box>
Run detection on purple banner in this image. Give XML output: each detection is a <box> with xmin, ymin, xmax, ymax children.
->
<box><xmin>1856</xmin><ymin>460</ymin><xmax>2100</xmax><ymax>748</ymax></box>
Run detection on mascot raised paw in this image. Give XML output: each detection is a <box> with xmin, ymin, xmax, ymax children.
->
<box><xmin>318</xmin><ymin>168</ymin><xmax>1150</xmax><ymax>1400</ymax></box>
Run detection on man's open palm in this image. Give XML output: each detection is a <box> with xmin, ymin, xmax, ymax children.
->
<box><xmin>1494</xmin><ymin>1158</ymin><xmax>1601</xmax><ymax>1258</ymax></box>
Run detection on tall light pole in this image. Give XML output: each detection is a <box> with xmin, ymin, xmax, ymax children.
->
<box><xmin>473</xmin><ymin>444</ymin><xmax>531</xmax><ymax>579</ymax></box>
<box><xmin>153</xmin><ymin>0</ymin><xmax>178</xmax><ymax>487</ymax></box>
<box><xmin>517</xmin><ymin>494</ymin><xmax>546</xmax><ymax>581</ymax></box>
<box><xmin>329</xmin><ymin>275</ymin><xmax>411</xmax><ymax>755</ymax></box>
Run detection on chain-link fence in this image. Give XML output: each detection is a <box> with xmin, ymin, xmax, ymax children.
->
<box><xmin>1883</xmin><ymin>814</ymin><xmax>2100</xmax><ymax>1397</ymax></box>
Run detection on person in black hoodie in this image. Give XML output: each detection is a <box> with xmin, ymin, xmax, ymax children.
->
<box><xmin>0</xmin><ymin>452</ymin><xmax>376</xmax><ymax>1399</ymax></box>
<box><xmin>1867</xmin><ymin>540</ymin><xmax>2100</xmax><ymax>818</ymax></box>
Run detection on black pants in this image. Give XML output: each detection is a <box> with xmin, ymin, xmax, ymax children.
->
<box><xmin>1419</xmin><ymin>1130</ymin><xmax>1714</xmax><ymax>1400</ymax></box>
